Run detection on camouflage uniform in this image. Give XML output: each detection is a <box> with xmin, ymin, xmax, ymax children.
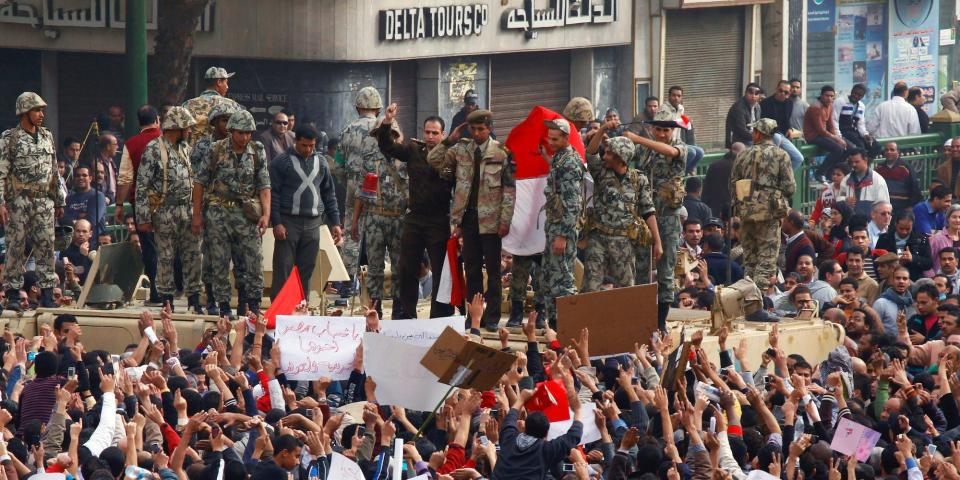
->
<box><xmin>195</xmin><ymin>111</ymin><xmax>271</xmax><ymax>308</ymax></box>
<box><xmin>541</xmin><ymin>120</ymin><xmax>584</xmax><ymax>324</ymax></box>
<box><xmin>582</xmin><ymin>137</ymin><xmax>655</xmax><ymax>291</ymax></box>
<box><xmin>135</xmin><ymin>107</ymin><xmax>201</xmax><ymax>301</ymax></box>
<box><xmin>730</xmin><ymin>119</ymin><xmax>795</xmax><ymax>290</ymax></box>
<box><xmin>632</xmin><ymin>120</ymin><xmax>688</xmax><ymax>304</ymax></box>
<box><xmin>0</xmin><ymin>93</ymin><xmax>65</xmax><ymax>295</ymax></box>
<box><xmin>359</xmin><ymin>126</ymin><xmax>408</xmax><ymax>303</ymax></box>
<box><xmin>509</xmin><ymin>254</ymin><xmax>542</xmax><ymax>304</ymax></box>
<box><xmin>338</xmin><ymin>87</ymin><xmax>384</xmax><ymax>294</ymax></box>
<box><xmin>427</xmin><ymin>112</ymin><xmax>515</xmax><ymax>326</ymax></box>
<box><xmin>563</xmin><ymin>97</ymin><xmax>595</xmax><ymax>128</ymax></box>
<box><xmin>182</xmin><ymin>89</ymin><xmax>241</xmax><ymax>146</ymax></box>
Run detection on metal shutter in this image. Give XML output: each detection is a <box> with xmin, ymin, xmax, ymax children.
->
<box><xmin>663</xmin><ymin>8</ymin><xmax>745</xmax><ymax>149</ymax></box>
<box><xmin>389</xmin><ymin>60</ymin><xmax>418</xmax><ymax>139</ymax></box>
<box><xmin>0</xmin><ymin>49</ymin><xmax>40</xmax><ymax>131</ymax></box>
<box><xmin>58</xmin><ymin>53</ymin><xmax>127</xmax><ymax>141</ymax></box>
<box><xmin>805</xmin><ymin>31</ymin><xmax>835</xmax><ymax>102</ymax></box>
<box><xmin>491</xmin><ymin>51</ymin><xmax>571</xmax><ymax>139</ymax></box>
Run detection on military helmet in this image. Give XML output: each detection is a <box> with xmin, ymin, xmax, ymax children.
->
<box><xmin>562</xmin><ymin>97</ymin><xmax>595</xmax><ymax>123</ymax></box>
<box><xmin>208</xmin><ymin>102</ymin><xmax>240</xmax><ymax>122</ymax></box>
<box><xmin>355</xmin><ymin>86</ymin><xmax>383</xmax><ymax>109</ymax></box>
<box><xmin>15</xmin><ymin>92</ymin><xmax>47</xmax><ymax>116</ymax></box>
<box><xmin>161</xmin><ymin>106</ymin><xmax>197</xmax><ymax>131</ymax></box>
<box><xmin>227</xmin><ymin>110</ymin><xmax>257</xmax><ymax>132</ymax></box>
<box><xmin>604</xmin><ymin>137</ymin><xmax>635</xmax><ymax>163</ymax></box>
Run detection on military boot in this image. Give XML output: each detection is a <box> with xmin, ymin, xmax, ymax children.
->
<box><xmin>5</xmin><ymin>289</ymin><xmax>21</xmax><ymax>312</ymax></box>
<box><xmin>246</xmin><ymin>299</ymin><xmax>262</xmax><ymax>317</ymax></box>
<box><xmin>187</xmin><ymin>294</ymin><xmax>203</xmax><ymax>315</ymax></box>
<box><xmin>219</xmin><ymin>302</ymin><xmax>233</xmax><ymax>318</ymax></box>
<box><xmin>506</xmin><ymin>300</ymin><xmax>524</xmax><ymax>328</ymax></box>
<box><xmin>163</xmin><ymin>295</ymin><xmax>176</xmax><ymax>313</ymax></box>
<box><xmin>39</xmin><ymin>288</ymin><xmax>56</xmax><ymax>308</ymax></box>
<box><xmin>657</xmin><ymin>303</ymin><xmax>670</xmax><ymax>331</ymax></box>
<box><xmin>534</xmin><ymin>304</ymin><xmax>546</xmax><ymax>329</ymax></box>
<box><xmin>204</xmin><ymin>284</ymin><xmax>217</xmax><ymax>315</ymax></box>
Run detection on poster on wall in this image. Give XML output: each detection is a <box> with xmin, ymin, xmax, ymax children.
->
<box><xmin>888</xmin><ymin>0</ymin><xmax>938</xmax><ymax>114</ymax></box>
<box><xmin>834</xmin><ymin>1</ymin><xmax>886</xmax><ymax>124</ymax></box>
<box><xmin>807</xmin><ymin>0</ymin><xmax>835</xmax><ymax>33</ymax></box>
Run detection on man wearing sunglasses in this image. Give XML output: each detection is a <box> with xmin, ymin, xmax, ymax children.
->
<box><xmin>261</xmin><ymin>112</ymin><xmax>296</xmax><ymax>162</ymax></box>
<box><xmin>725</xmin><ymin>83</ymin><xmax>763</xmax><ymax>149</ymax></box>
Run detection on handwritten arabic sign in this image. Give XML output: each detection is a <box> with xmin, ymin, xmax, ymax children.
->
<box><xmin>380</xmin><ymin>4</ymin><xmax>489</xmax><ymax>41</ymax></box>
<box><xmin>502</xmin><ymin>0</ymin><xmax>618</xmax><ymax>31</ymax></box>
<box><xmin>378</xmin><ymin>316</ymin><xmax>464</xmax><ymax>347</ymax></box>
<box><xmin>276</xmin><ymin>315</ymin><xmax>365</xmax><ymax>381</ymax></box>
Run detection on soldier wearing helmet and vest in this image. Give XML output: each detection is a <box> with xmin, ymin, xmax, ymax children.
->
<box><xmin>0</xmin><ymin>92</ymin><xmax>65</xmax><ymax>310</ymax></box>
<box><xmin>182</xmin><ymin>66</ymin><xmax>242</xmax><ymax>145</ymax></box>
<box><xmin>191</xmin><ymin>101</ymin><xmax>241</xmax><ymax>314</ymax></box>
<box><xmin>136</xmin><ymin>106</ymin><xmax>203</xmax><ymax>313</ymax></box>
<box><xmin>336</xmin><ymin>86</ymin><xmax>384</xmax><ymax>306</ymax></box>
<box><xmin>192</xmin><ymin>110</ymin><xmax>271</xmax><ymax>317</ymax></box>
<box><xmin>563</xmin><ymin>97</ymin><xmax>596</xmax><ymax>132</ymax></box>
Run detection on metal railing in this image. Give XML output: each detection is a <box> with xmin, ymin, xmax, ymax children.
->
<box><xmin>694</xmin><ymin>132</ymin><xmax>948</xmax><ymax>215</ymax></box>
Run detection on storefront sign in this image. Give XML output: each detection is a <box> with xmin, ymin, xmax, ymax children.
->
<box><xmin>806</xmin><ymin>0</ymin><xmax>835</xmax><ymax>34</ymax></box>
<box><xmin>379</xmin><ymin>4</ymin><xmax>489</xmax><ymax>41</ymax></box>
<box><xmin>0</xmin><ymin>0</ymin><xmax>215</xmax><ymax>30</ymax></box>
<box><xmin>503</xmin><ymin>0</ymin><xmax>617</xmax><ymax>30</ymax></box>
<box><xmin>888</xmin><ymin>0</ymin><xmax>938</xmax><ymax>114</ymax></box>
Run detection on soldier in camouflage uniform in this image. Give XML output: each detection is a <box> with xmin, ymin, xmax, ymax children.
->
<box><xmin>634</xmin><ymin>109</ymin><xmax>690</xmax><ymax>330</ymax></box>
<box><xmin>507</xmin><ymin>254</ymin><xmax>542</xmax><ymax>328</ymax></box>
<box><xmin>582</xmin><ymin>129</ymin><xmax>662</xmax><ymax>291</ymax></box>
<box><xmin>730</xmin><ymin>118</ymin><xmax>795</xmax><ymax>321</ymax></box>
<box><xmin>540</xmin><ymin>119</ymin><xmax>584</xmax><ymax>328</ymax></box>
<box><xmin>192</xmin><ymin>110</ymin><xmax>271</xmax><ymax>316</ymax></box>
<box><xmin>191</xmin><ymin>102</ymin><xmax>241</xmax><ymax>313</ymax></box>
<box><xmin>351</xmin><ymin>120</ymin><xmax>408</xmax><ymax>317</ymax></box>
<box><xmin>428</xmin><ymin>110</ymin><xmax>515</xmax><ymax>330</ymax></box>
<box><xmin>182</xmin><ymin>67</ymin><xmax>242</xmax><ymax>145</ymax></box>
<box><xmin>136</xmin><ymin>107</ymin><xmax>203</xmax><ymax>313</ymax></box>
<box><xmin>338</xmin><ymin>86</ymin><xmax>384</xmax><ymax>300</ymax></box>
<box><xmin>0</xmin><ymin>92</ymin><xmax>65</xmax><ymax>310</ymax></box>
<box><xmin>562</xmin><ymin>97</ymin><xmax>596</xmax><ymax>131</ymax></box>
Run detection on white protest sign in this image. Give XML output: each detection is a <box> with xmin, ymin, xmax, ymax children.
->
<box><xmin>378</xmin><ymin>316</ymin><xmax>464</xmax><ymax>347</ymax></box>
<box><xmin>392</xmin><ymin>438</ymin><xmax>404</xmax><ymax>480</ymax></box>
<box><xmin>363</xmin><ymin>332</ymin><xmax>451</xmax><ymax>411</ymax></box>
<box><xmin>546</xmin><ymin>402</ymin><xmax>601</xmax><ymax>446</ymax></box>
<box><xmin>276</xmin><ymin>315</ymin><xmax>365</xmax><ymax>381</ymax></box>
<box><xmin>329</xmin><ymin>452</ymin><xmax>365</xmax><ymax>480</ymax></box>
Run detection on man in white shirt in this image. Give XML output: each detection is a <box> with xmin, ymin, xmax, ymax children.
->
<box><xmin>867</xmin><ymin>84</ymin><xmax>921</xmax><ymax>138</ymax></box>
<box><xmin>867</xmin><ymin>201</ymin><xmax>892</xmax><ymax>249</ymax></box>
<box><xmin>839</xmin><ymin>149</ymin><xmax>890</xmax><ymax>217</ymax></box>
<box><xmin>681</xmin><ymin>218</ymin><xmax>703</xmax><ymax>257</ymax></box>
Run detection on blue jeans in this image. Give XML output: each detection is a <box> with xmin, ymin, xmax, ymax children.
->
<box><xmin>685</xmin><ymin>145</ymin><xmax>705</xmax><ymax>174</ymax></box>
<box><xmin>809</xmin><ymin>135</ymin><xmax>849</xmax><ymax>178</ymax></box>
<box><xmin>773</xmin><ymin>133</ymin><xmax>804</xmax><ymax>171</ymax></box>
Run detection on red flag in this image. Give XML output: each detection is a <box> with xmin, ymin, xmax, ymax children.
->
<box><xmin>524</xmin><ymin>379</ymin><xmax>571</xmax><ymax>422</ymax></box>
<box><xmin>504</xmin><ymin>106</ymin><xmax>586</xmax><ymax>180</ymax></box>
<box><xmin>436</xmin><ymin>236</ymin><xmax>464</xmax><ymax>306</ymax></box>
<box><xmin>260</xmin><ymin>266</ymin><xmax>305</xmax><ymax>330</ymax></box>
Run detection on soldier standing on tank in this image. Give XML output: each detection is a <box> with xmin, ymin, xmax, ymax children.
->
<box><xmin>581</xmin><ymin>127</ymin><xmax>662</xmax><ymax>291</ymax></box>
<box><xmin>136</xmin><ymin>106</ymin><xmax>203</xmax><ymax>313</ymax></box>
<box><xmin>730</xmin><ymin>118</ymin><xmax>795</xmax><ymax>322</ymax></box>
<box><xmin>191</xmin><ymin>102</ymin><xmax>240</xmax><ymax>314</ymax></box>
<box><xmin>635</xmin><ymin>110</ymin><xmax>690</xmax><ymax>330</ymax></box>
<box><xmin>428</xmin><ymin>110</ymin><xmax>515</xmax><ymax>330</ymax></box>
<box><xmin>540</xmin><ymin>119</ymin><xmax>584</xmax><ymax>329</ymax></box>
<box><xmin>192</xmin><ymin>110</ymin><xmax>271</xmax><ymax>317</ymax></box>
<box><xmin>0</xmin><ymin>92</ymin><xmax>65</xmax><ymax>310</ymax></box>
<box><xmin>337</xmin><ymin>86</ymin><xmax>384</xmax><ymax>301</ymax></box>
<box><xmin>182</xmin><ymin>67</ymin><xmax>242</xmax><ymax>145</ymax></box>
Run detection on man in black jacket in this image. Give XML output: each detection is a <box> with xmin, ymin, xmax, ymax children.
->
<box><xmin>376</xmin><ymin>103</ymin><xmax>454</xmax><ymax>319</ymax></box>
<box><xmin>875</xmin><ymin>209</ymin><xmax>933</xmax><ymax>281</ymax></box>
<box><xmin>759</xmin><ymin>80</ymin><xmax>794</xmax><ymax>137</ymax></box>
<box><xmin>724</xmin><ymin>83</ymin><xmax>762</xmax><ymax>148</ymax></box>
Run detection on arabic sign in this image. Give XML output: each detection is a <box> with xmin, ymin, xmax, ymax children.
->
<box><xmin>275</xmin><ymin>315</ymin><xmax>365</xmax><ymax>381</ymax></box>
<box><xmin>379</xmin><ymin>4</ymin><xmax>489</xmax><ymax>41</ymax></box>
<box><xmin>502</xmin><ymin>0</ymin><xmax>618</xmax><ymax>31</ymax></box>
<box><xmin>806</xmin><ymin>0</ymin><xmax>835</xmax><ymax>34</ymax></box>
<box><xmin>888</xmin><ymin>0</ymin><xmax>938</xmax><ymax>114</ymax></box>
<box><xmin>0</xmin><ymin>0</ymin><xmax>215</xmax><ymax>30</ymax></box>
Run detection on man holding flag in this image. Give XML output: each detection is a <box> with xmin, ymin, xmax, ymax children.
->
<box><xmin>428</xmin><ymin>110</ymin><xmax>515</xmax><ymax>331</ymax></box>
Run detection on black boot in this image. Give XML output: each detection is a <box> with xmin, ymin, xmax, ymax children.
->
<box><xmin>187</xmin><ymin>294</ymin><xmax>203</xmax><ymax>315</ymax></box>
<box><xmin>219</xmin><ymin>302</ymin><xmax>232</xmax><ymax>318</ymax></box>
<box><xmin>40</xmin><ymin>288</ymin><xmax>56</xmax><ymax>308</ymax></box>
<box><xmin>506</xmin><ymin>300</ymin><xmax>524</xmax><ymax>328</ymax></box>
<box><xmin>390</xmin><ymin>298</ymin><xmax>404</xmax><ymax>319</ymax></box>
<box><xmin>204</xmin><ymin>284</ymin><xmax>217</xmax><ymax>314</ymax></box>
<box><xmin>657</xmin><ymin>302</ymin><xmax>670</xmax><ymax>331</ymax></box>
<box><xmin>5</xmin><ymin>289</ymin><xmax>21</xmax><ymax>312</ymax></box>
<box><xmin>163</xmin><ymin>294</ymin><xmax>176</xmax><ymax>313</ymax></box>
<box><xmin>236</xmin><ymin>287</ymin><xmax>247</xmax><ymax>317</ymax></box>
<box><xmin>246</xmin><ymin>299</ymin><xmax>261</xmax><ymax>317</ymax></box>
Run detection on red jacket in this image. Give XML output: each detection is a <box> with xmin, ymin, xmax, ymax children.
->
<box><xmin>121</xmin><ymin>127</ymin><xmax>161</xmax><ymax>199</ymax></box>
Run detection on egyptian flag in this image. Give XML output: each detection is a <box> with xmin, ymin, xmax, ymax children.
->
<box><xmin>502</xmin><ymin>107</ymin><xmax>587</xmax><ymax>256</ymax></box>
<box><xmin>524</xmin><ymin>379</ymin><xmax>571</xmax><ymax>422</ymax></box>
<box><xmin>436</xmin><ymin>236</ymin><xmax>465</xmax><ymax>305</ymax></box>
<box><xmin>251</xmin><ymin>266</ymin><xmax>305</xmax><ymax>331</ymax></box>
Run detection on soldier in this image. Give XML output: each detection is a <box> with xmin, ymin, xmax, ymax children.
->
<box><xmin>635</xmin><ymin>109</ymin><xmax>690</xmax><ymax>330</ymax></box>
<box><xmin>428</xmin><ymin>110</ymin><xmax>515</xmax><ymax>330</ymax></box>
<box><xmin>562</xmin><ymin>97</ymin><xmax>595</xmax><ymax>131</ymax></box>
<box><xmin>730</xmin><ymin>118</ymin><xmax>795</xmax><ymax>322</ymax></box>
<box><xmin>507</xmin><ymin>254</ymin><xmax>543</xmax><ymax>328</ymax></box>
<box><xmin>190</xmin><ymin>102</ymin><xmax>240</xmax><ymax>313</ymax></box>
<box><xmin>182</xmin><ymin>67</ymin><xmax>242</xmax><ymax>144</ymax></box>
<box><xmin>338</xmin><ymin>86</ymin><xmax>383</xmax><ymax>301</ymax></box>
<box><xmin>582</xmin><ymin>126</ymin><xmax>662</xmax><ymax>291</ymax></box>
<box><xmin>0</xmin><ymin>92</ymin><xmax>65</xmax><ymax>310</ymax></box>
<box><xmin>135</xmin><ymin>106</ymin><xmax>203</xmax><ymax>313</ymax></box>
<box><xmin>192</xmin><ymin>110</ymin><xmax>271</xmax><ymax>316</ymax></box>
<box><xmin>540</xmin><ymin>119</ymin><xmax>584</xmax><ymax>328</ymax></box>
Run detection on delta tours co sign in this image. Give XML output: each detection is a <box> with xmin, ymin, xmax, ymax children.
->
<box><xmin>379</xmin><ymin>4</ymin><xmax>490</xmax><ymax>41</ymax></box>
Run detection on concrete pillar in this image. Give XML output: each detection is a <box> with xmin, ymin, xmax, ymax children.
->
<box><xmin>631</xmin><ymin>0</ymin><xmax>653</xmax><ymax>117</ymax></box>
<box><xmin>760</xmin><ymin>0</ymin><xmax>789</xmax><ymax>92</ymax></box>
<box><xmin>416</xmin><ymin>58</ymin><xmax>440</xmax><ymax>138</ymax></box>
<box><xmin>570</xmin><ymin>49</ymin><xmax>594</xmax><ymax>99</ymax></box>
<box><xmin>742</xmin><ymin>5</ymin><xmax>757</xmax><ymax>89</ymax></box>
<box><xmin>40</xmin><ymin>51</ymin><xmax>58</xmax><ymax>138</ymax></box>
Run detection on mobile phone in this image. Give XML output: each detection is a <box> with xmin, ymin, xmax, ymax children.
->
<box><xmin>562</xmin><ymin>463</ymin><xmax>576</xmax><ymax>472</ymax></box>
<box><xmin>304</xmin><ymin>408</ymin><xmax>314</xmax><ymax>418</ymax></box>
<box><xmin>709</xmin><ymin>417</ymin><xmax>716</xmax><ymax>433</ymax></box>
<box><xmin>928</xmin><ymin>444</ymin><xmax>938</xmax><ymax>456</ymax></box>
<box><xmin>764</xmin><ymin>375</ymin><xmax>772</xmax><ymax>383</ymax></box>
<box><xmin>480</xmin><ymin>435</ymin><xmax>489</xmax><ymax>446</ymax></box>
<box><xmin>67</xmin><ymin>366</ymin><xmax>76</xmax><ymax>378</ymax></box>
<box><xmin>490</xmin><ymin>408</ymin><xmax>499</xmax><ymax>417</ymax></box>
<box><xmin>27</xmin><ymin>351</ymin><xmax>35</xmax><ymax>362</ymax></box>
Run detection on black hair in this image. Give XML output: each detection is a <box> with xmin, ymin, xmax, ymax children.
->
<box><xmin>54</xmin><ymin>314</ymin><xmax>78</xmax><ymax>333</ymax></box>
<box><xmin>668</xmin><ymin>86</ymin><xmax>683</xmax><ymax>94</ymax></box>
<box><xmin>915</xmin><ymin>283</ymin><xmax>940</xmax><ymax>302</ymax></box>
<box><xmin>645</xmin><ymin>96</ymin><xmax>660</xmax><ymax>104</ymax></box>
<box><xmin>62</xmin><ymin>136</ymin><xmax>81</xmax><ymax>149</ymax></box>
<box><xmin>682</xmin><ymin>218</ymin><xmax>701</xmax><ymax>230</ymax></box>
<box><xmin>839</xmin><ymin>277</ymin><xmax>859</xmax><ymax>291</ymax></box>
<box><xmin>685</xmin><ymin>176</ymin><xmax>702</xmax><ymax>193</ymax></box>
<box><xmin>820</xmin><ymin>85</ymin><xmax>836</xmax><ymax>95</ymax></box>
<box><xmin>789</xmin><ymin>285</ymin><xmax>811</xmax><ymax>303</ymax></box>
<box><xmin>275</xmin><ymin>433</ymin><xmax>303</xmax><ymax>454</ymax></box>
<box><xmin>424</xmin><ymin>115</ymin><xmax>446</xmax><ymax>131</ymax></box>
<box><xmin>930</xmin><ymin>184</ymin><xmax>951</xmax><ymax>201</ymax></box>
<box><xmin>525</xmin><ymin>411</ymin><xmax>550</xmax><ymax>439</ymax></box>
<box><xmin>294</xmin><ymin>125</ymin><xmax>320</xmax><ymax>141</ymax></box>
<box><xmin>818</xmin><ymin>260</ymin><xmax>840</xmax><ymax>281</ymax></box>
<box><xmin>703</xmin><ymin>233</ymin><xmax>724</xmax><ymax>252</ymax></box>
<box><xmin>137</xmin><ymin>105</ymin><xmax>159</xmax><ymax>127</ymax></box>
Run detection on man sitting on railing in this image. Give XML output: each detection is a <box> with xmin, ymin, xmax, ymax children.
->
<box><xmin>838</xmin><ymin>149</ymin><xmax>890</xmax><ymax>217</ymax></box>
<box><xmin>804</xmin><ymin>85</ymin><xmax>850</xmax><ymax>181</ymax></box>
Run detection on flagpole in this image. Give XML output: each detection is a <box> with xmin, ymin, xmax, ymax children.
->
<box><xmin>411</xmin><ymin>358</ymin><xmax>475</xmax><ymax>441</ymax></box>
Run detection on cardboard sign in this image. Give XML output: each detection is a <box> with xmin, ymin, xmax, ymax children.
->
<box><xmin>275</xmin><ymin>315</ymin><xmax>365</xmax><ymax>381</ymax></box>
<box><xmin>831</xmin><ymin>417</ymin><xmax>882</xmax><ymax>461</ymax></box>
<box><xmin>378</xmin><ymin>316</ymin><xmax>465</xmax><ymax>347</ymax></box>
<box><xmin>420</xmin><ymin>326</ymin><xmax>516</xmax><ymax>391</ymax></box>
<box><xmin>556</xmin><ymin>284</ymin><xmax>658</xmax><ymax>357</ymax></box>
<box><xmin>363</xmin><ymin>332</ymin><xmax>452</xmax><ymax>411</ymax></box>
